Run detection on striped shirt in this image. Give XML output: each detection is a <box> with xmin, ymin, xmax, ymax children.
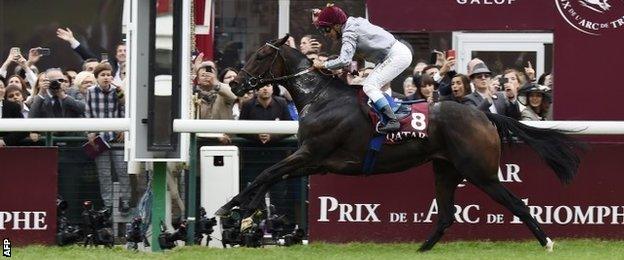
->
<box><xmin>85</xmin><ymin>84</ymin><xmax>124</xmax><ymax>142</ymax></box>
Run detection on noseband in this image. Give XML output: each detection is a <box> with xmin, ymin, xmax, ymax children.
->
<box><xmin>240</xmin><ymin>43</ymin><xmax>313</xmax><ymax>88</ymax></box>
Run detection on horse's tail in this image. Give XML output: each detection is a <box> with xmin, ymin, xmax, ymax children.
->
<box><xmin>484</xmin><ymin>113</ymin><xmax>583</xmax><ymax>184</ymax></box>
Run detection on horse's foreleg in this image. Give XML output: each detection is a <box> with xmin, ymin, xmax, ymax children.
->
<box><xmin>419</xmin><ymin>159</ymin><xmax>463</xmax><ymax>252</ymax></box>
<box><xmin>215</xmin><ymin>148</ymin><xmax>314</xmax><ymax>217</ymax></box>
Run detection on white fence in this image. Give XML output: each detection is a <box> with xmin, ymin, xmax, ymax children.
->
<box><xmin>2</xmin><ymin>119</ymin><xmax>624</xmax><ymax>135</ymax></box>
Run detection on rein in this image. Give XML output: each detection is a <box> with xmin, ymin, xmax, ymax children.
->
<box><xmin>241</xmin><ymin>43</ymin><xmax>314</xmax><ymax>88</ymax></box>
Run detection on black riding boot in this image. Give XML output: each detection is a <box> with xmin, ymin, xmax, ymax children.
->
<box><xmin>378</xmin><ymin>105</ymin><xmax>400</xmax><ymax>133</ymax></box>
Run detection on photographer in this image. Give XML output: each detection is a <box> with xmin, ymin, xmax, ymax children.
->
<box><xmin>28</xmin><ymin>68</ymin><xmax>85</xmax><ymax>118</ymax></box>
<box><xmin>194</xmin><ymin>63</ymin><xmax>237</xmax><ymax>120</ymax></box>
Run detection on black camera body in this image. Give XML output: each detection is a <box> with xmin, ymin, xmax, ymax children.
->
<box><xmin>220</xmin><ymin>208</ymin><xmax>242</xmax><ymax>248</ymax></box>
<box><xmin>125</xmin><ymin>216</ymin><xmax>149</xmax><ymax>250</ymax></box>
<box><xmin>158</xmin><ymin>218</ymin><xmax>187</xmax><ymax>250</ymax></box>
<box><xmin>499</xmin><ymin>77</ymin><xmax>509</xmax><ymax>86</ymax></box>
<box><xmin>195</xmin><ymin>207</ymin><xmax>217</xmax><ymax>245</ymax></box>
<box><xmin>281</xmin><ymin>228</ymin><xmax>306</xmax><ymax>246</ymax></box>
<box><xmin>219</xmin><ymin>208</ymin><xmax>264</xmax><ymax>248</ymax></box>
<box><xmin>82</xmin><ymin>206</ymin><xmax>114</xmax><ymax>247</ymax></box>
<box><xmin>56</xmin><ymin>196</ymin><xmax>83</xmax><ymax>246</ymax></box>
<box><xmin>49</xmin><ymin>79</ymin><xmax>62</xmax><ymax>90</ymax></box>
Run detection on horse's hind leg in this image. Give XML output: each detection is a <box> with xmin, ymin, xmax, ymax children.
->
<box><xmin>472</xmin><ymin>180</ymin><xmax>554</xmax><ymax>251</ymax></box>
<box><xmin>419</xmin><ymin>159</ymin><xmax>464</xmax><ymax>252</ymax></box>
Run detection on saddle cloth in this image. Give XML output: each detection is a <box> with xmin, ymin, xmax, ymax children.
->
<box><xmin>359</xmin><ymin>90</ymin><xmax>430</xmax><ymax>144</ymax></box>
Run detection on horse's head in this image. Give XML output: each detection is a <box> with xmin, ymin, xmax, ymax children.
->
<box><xmin>229</xmin><ymin>35</ymin><xmax>291</xmax><ymax>97</ymax></box>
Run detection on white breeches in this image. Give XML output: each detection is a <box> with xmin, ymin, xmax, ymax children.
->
<box><xmin>362</xmin><ymin>41</ymin><xmax>413</xmax><ymax>103</ymax></box>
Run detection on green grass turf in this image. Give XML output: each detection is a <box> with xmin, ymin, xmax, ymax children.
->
<box><xmin>12</xmin><ymin>239</ymin><xmax>624</xmax><ymax>260</ymax></box>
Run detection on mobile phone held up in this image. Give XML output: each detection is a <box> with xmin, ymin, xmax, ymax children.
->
<box><xmin>37</xmin><ymin>48</ymin><xmax>51</xmax><ymax>56</ymax></box>
<box><xmin>446</xmin><ymin>49</ymin><xmax>456</xmax><ymax>60</ymax></box>
<box><xmin>10</xmin><ymin>47</ymin><xmax>20</xmax><ymax>57</ymax></box>
<box><xmin>101</xmin><ymin>53</ymin><xmax>109</xmax><ymax>62</ymax></box>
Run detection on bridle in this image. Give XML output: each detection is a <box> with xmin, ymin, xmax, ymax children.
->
<box><xmin>240</xmin><ymin>42</ymin><xmax>313</xmax><ymax>88</ymax></box>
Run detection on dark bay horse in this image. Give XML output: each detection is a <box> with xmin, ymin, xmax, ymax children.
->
<box><xmin>219</xmin><ymin>35</ymin><xmax>581</xmax><ymax>251</ymax></box>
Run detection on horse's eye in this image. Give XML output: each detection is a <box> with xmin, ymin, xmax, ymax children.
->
<box><xmin>256</xmin><ymin>53</ymin><xmax>268</xmax><ymax>61</ymax></box>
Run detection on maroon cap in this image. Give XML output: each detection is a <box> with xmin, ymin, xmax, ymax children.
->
<box><xmin>314</xmin><ymin>4</ymin><xmax>348</xmax><ymax>27</ymax></box>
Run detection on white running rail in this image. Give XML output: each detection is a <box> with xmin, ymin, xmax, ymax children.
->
<box><xmin>1</xmin><ymin>119</ymin><xmax>624</xmax><ymax>135</ymax></box>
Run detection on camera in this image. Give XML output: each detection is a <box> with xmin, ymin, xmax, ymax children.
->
<box><xmin>158</xmin><ymin>218</ymin><xmax>187</xmax><ymax>250</ymax></box>
<box><xmin>220</xmin><ymin>208</ymin><xmax>242</xmax><ymax>248</ymax></box>
<box><xmin>219</xmin><ymin>205</ymin><xmax>306</xmax><ymax>248</ymax></box>
<box><xmin>195</xmin><ymin>207</ymin><xmax>217</xmax><ymax>245</ymax></box>
<box><xmin>56</xmin><ymin>195</ymin><xmax>83</xmax><ymax>246</ymax></box>
<box><xmin>279</xmin><ymin>227</ymin><xmax>306</xmax><ymax>246</ymax></box>
<box><xmin>125</xmin><ymin>216</ymin><xmax>149</xmax><ymax>250</ymax></box>
<box><xmin>219</xmin><ymin>208</ymin><xmax>264</xmax><ymax>248</ymax></box>
<box><xmin>499</xmin><ymin>77</ymin><xmax>509</xmax><ymax>87</ymax></box>
<box><xmin>49</xmin><ymin>79</ymin><xmax>62</xmax><ymax>90</ymax></box>
<box><xmin>82</xmin><ymin>201</ymin><xmax>114</xmax><ymax>247</ymax></box>
<box><xmin>261</xmin><ymin>209</ymin><xmax>306</xmax><ymax>247</ymax></box>
<box><xmin>37</xmin><ymin>48</ymin><xmax>51</xmax><ymax>56</ymax></box>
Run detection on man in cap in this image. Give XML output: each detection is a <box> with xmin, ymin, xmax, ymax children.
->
<box><xmin>463</xmin><ymin>62</ymin><xmax>521</xmax><ymax>119</ymax></box>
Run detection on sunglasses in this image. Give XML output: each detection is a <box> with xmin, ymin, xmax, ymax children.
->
<box><xmin>474</xmin><ymin>73</ymin><xmax>491</xmax><ymax>79</ymax></box>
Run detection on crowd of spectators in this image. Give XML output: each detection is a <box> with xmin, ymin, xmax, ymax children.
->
<box><xmin>0</xmin><ymin>27</ymin><xmax>130</xmax><ymax>212</ymax></box>
<box><xmin>1</xmin><ymin>30</ymin><xmax>554</xmax><ymax>148</ymax></box>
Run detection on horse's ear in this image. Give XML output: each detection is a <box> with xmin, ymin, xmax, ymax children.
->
<box><xmin>277</xmin><ymin>33</ymin><xmax>290</xmax><ymax>46</ymax></box>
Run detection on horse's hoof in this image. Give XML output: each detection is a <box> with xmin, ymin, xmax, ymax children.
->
<box><xmin>544</xmin><ymin>237</ymin><xmax>554</xmax><ymax>252</ymax></box>
<box><xmin>214</xmin><ymin>207</ymin><xmax>230</xmax><ymax>217</ymax></box>
<box><xmin>240</xmin><ymin>217</ymin><xmax>254</xmax><ymax>231</ymax></box>
<box><xmin>418</xmin><ymin>243</ymin><xmax>432</xmax><ymax>252</ymax></box>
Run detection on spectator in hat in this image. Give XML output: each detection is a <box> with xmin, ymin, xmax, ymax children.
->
<box><xmin>463</xmin><ymin>62</ymin><xmax>521</xmax><ymax>119</ymax></box>
<box><xmin>520</xmin><ymin>84</ymin><xmax>552</xmax><ymax>121</ymax></box>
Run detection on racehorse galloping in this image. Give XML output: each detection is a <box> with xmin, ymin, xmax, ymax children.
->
<box><xmin>218</xmin><ymin>35</ymin><xmax>581</xmax><ymax>252</ymax></box>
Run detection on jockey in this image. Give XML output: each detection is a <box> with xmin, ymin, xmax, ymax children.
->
<box><xmin>311</xmin><ymin>4</ymin><xmax>412</xmax><ymax>133</ymax></box>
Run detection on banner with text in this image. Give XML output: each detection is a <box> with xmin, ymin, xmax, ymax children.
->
<box><xmin>0</xmin><ymin>148</ymin><xmax>58</xmax><ymax>245</ymax></box>
<box><xmin>309</xmin><ymin>143</ymin><xmax>624</xmax><ymax>242</ymax></box>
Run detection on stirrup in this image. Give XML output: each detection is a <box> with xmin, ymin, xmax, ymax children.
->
<box><xmin>378</xmin><ymin>120</ymin><xmax>400</xmax><ymax>133</ymax></box>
